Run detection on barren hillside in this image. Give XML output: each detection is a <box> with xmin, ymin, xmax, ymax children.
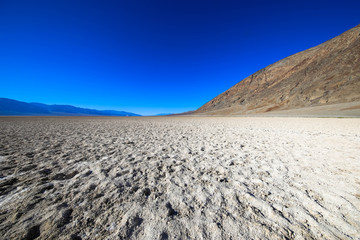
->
<box><xmin>195</xmin><ymin>25</ymin><xmax>360</xmax><ymax>116</ymax></box>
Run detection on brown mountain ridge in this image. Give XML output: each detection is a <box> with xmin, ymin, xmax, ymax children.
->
<box><xmin>195</xmin><ymin>24</ymin><xmax>360</xmax><ymax>116</ymax></box>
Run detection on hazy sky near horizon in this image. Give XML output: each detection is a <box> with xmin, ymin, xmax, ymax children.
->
<box><xmin>1</xmin><ymin>0</ymin><xmax>359</xmax><ymax>115</ymax></box>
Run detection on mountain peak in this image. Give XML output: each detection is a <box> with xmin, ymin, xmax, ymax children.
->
<box><xmin>0</xmin><ymin>98</ymin><xmax>141</xmax><ymax>116</ymax></box>
<box><xmin>195</xmin><ymin>24</ymin><xmax>360</xmax><ymax>116</ymax></box>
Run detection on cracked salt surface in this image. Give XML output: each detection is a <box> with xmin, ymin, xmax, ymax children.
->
<box><xmin>0</xmin><ymin>117</ymin><xmax>359</xmax><ymax>239</ymax></box>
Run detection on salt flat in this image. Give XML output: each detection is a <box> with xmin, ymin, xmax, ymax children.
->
<box><xmin>0</xmin><ymin>117</ymin><xmax>359</xmax><ymax>240</ymax></box>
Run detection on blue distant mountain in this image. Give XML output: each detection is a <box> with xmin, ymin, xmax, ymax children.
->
<box><xmin>0</xmin><ymin>98</ymin><xmax>141</xmax><ymax>116</ymax></box>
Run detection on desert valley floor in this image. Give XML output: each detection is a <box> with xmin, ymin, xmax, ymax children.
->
<box><xmin>0</xmin><ymin>116</ymin><xmax>359</xmax><ymax>240</ymax></box>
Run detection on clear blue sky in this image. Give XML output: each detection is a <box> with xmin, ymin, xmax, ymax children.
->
<box><xmin>1</xmin><ymin>0</ymin><xmax>359</xmax><ymax>115</ymax></box>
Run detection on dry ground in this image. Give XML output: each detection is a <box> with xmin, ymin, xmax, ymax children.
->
<box><xmin>0</xmin><ymin>117</ymin><xmax>359</xmax><ymax>240</ymax></box>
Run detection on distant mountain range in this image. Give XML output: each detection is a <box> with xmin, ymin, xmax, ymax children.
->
<box><xmin>195</xmin><ymin>24</ymin><xmax>360</xmax><ymax>116</ymax></box>
<box><xmin>0</xmin><ymin>98</ymin><xmax>141</xmax><ymax>116</ymax></box>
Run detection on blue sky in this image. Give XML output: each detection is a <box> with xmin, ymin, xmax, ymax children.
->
<box><xmin>1</xmin><ymin>0</ymin><xmax>359</xmax><ymax>115</ymax></box>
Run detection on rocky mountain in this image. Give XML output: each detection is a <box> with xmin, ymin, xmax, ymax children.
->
<box><xmin>195</xmin><ymin>24</ymin><xmax>360</xmax><ymax>116</ymax></box>
<box><xmin>0</xmin><ymin>98</ymin><xmax>141</xmax><ymax>116</ymax></box>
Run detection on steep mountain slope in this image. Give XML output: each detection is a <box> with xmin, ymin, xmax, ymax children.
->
<box><xmin>195</xmin><ymin>25</ymin><xmax>360</xmax><ymax>116</ymax></box>
<box><xmin>0</xmin><ymin>98</ymin><xmax>141</xmax><ymax>116</ymax></box>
